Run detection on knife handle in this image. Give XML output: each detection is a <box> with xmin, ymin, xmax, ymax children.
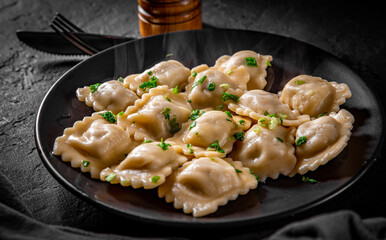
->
<box><xmin>138</xmin><ymin>0</ymin><xmax>202</xmax><ymax>37</ymax></box>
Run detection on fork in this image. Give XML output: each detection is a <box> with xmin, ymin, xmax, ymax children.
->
<box><xmin>50</xmin><ymin>12</ymin><xmax>99</xmax><ymax>55</ymax></box>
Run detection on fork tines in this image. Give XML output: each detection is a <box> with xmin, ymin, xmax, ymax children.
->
<box><xmin>50</xmin><ymin>12</ymin><xmax>98</xmax><ymax>55</ymax></box>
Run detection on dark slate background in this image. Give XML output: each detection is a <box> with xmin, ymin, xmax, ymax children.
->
<box><xmin>1</xmin><ymin>0</ymin><xmax>385</xmax><ymax>239</ymax></box>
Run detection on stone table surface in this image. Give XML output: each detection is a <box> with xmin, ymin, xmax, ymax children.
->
<box><xmin>1</xmin><ymin>0</ymin><xmax>386</xmax><ymax>239</ymax></box>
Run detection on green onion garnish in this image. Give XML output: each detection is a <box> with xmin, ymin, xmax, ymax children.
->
<box><xmin>295</xmin><ymin>80</ymin><xmax>304</xmax><ymax>85</ymax></box>
<box><xmin>296</xmin><ymin>136</ymin><xmax>307</xmax><ymax>146</ymax></box>
<box><xmin>105</xmin><ymin>173</ymin><xmax>116</xmax><ymax>182</ymax></box>
<box><xmin>99</xmin><ymin>111</ymin><xmax>116</xmax><ymax>123</ymax></box>
<box><xmin>208</xmin><ymin>82</ymin><xmax>215</xmax><ymax>91</ymax></box>
<box><xmin>151</xmin><ymin>175</ymin><xmax>160</xmax><ymax>183</ymax></box>
<box><xmin>161</xmin><ymin>107</ymin><xmax>171</xmax><ymax>120</ymax></box>
<box><xmin>245</xmin><ymin>57</ymin><xmax>258</xmax><ymax>67</ymax></box>
<box><xmin>191</xmin><ymin>75</ymin><xmax>207</xmax><ymax>90</ymax></box>
<box><xmin>222</xmin><ymin>92</ymin><xmax>239</xmax><ymax>102</ymax></box>
<box><xmin>82</xmin><ymin>160</ymin><xmax>90</xmax><ymax>167</ymax></box>
<box><xmin>139</xmin><ymin>75</ymin><xmax>158</xmax><ymax>91</ymax></box>
<box><xmin>157</xmin><ymin>138</ymin><xmax>171</xmax><ymax>150</ymax></box>
<box><xmin>276</xmin><ymin>137</ymin><xmax>284</xmax><ymax>143</ymax></box>
<box><xmin>90</xmin><ymin>83</ymin><xmax>102</xmax><ymax>93</ymax></box>
<box><xmin>207</xmin><ymin>140</ymin><xmax>225</xmax><ymax>153</ymax></box>
<box><xmin>233</xmin><ymin>132</ymin><xmax>244</xmax><ymax>141</ymax></box>
<box><xmin>302</xmin><ymin>176</ymin><xmax>318</xmax><ymax>183</ymax></box>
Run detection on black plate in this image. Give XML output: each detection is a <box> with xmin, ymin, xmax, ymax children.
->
<box><xmin>35</xmin><ymin>29</ymin><xmax>384</xmax><ymax>228</ymax></box>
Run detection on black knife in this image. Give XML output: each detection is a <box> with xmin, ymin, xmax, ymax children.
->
<box><xmin>16</xmin><ymin>30</ymin><xmax>134</xmax><ymax>56</ymax></box>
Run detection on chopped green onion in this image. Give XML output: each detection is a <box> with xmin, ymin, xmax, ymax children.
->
<box><xmin>118</xmin><ymin>77</ymin><xmax>124</xmax><ymax>83</ymax></box>
<box><xmin>189</xmin><ymin>109</ymin><xmax>204</xmax><ymax>120</ymax></box>
<box><xmin>151</xmin><ymin>175</ymin><xmax>161</xmax><ymax>183</ymax></box>
<box><xmin>105</xmin><ymin>173</ymin><xmax>116</xmax><ymax>182</ymax></box>
<box><xmin>233</xmin><ymin>132</ymin><xmax>244</xmax><ymax>141</ymax></box>
<box><xmin>187</xmin><ymin>99</ymin><xmax>192</xmax><ymax>103</ymax></box>
<box><xmin>208</xmin><ymin>82</ymin><xmax>215</xmax><ymax>91</ymax></box>
<box><xmin>295</xmin><ymin>80</ymin><xmax>304</xmax><ymax>85</ymax></box>
<box><xmin>266</xmin><ymin>60</ymin><xmax>272</xmax><ymax>66</ymax></box>
<box><xmin>117</xmin><ymin>111</ymin><xmax>124</xmax><ymax>116</ymax></box>
<box><xmin>166</xmin><ymin>53</ymin><xmax>173</xmax><ymax>57</ymax></box>
<box><xmin>238</xmin><ymin>120</ymin><xmax>245</xmax><ymax>125</ymax></box>
<box><xmin>169</xmin><ymin>117</ymin><xmax>181</xmax><ymax>134</ymax></box>
<box><xmin>302</xmin><ymin>176</ymin><xmax>318</xmax><ymax>184</ymax></box>
<box><xmin>296</xmin><ymin>136</ymin><xmax>307</xmax><ymax>146</ymax></box>
<box><xmin>142</xmin><ymin>140</ymin><xmax>153</xmax><ymax>144</ymax></box>
<box><xmin>253</xmin><ymin>126</ymin><xmax>261</xmax><ymax>134</ymax></box>
<box><xmin>276</xmin><ymin>137</ymin><xmax>284</xmax><ymax>143</ymax></box>
<box><xmin>225</xmin><ymin>69</ymin><xmax>234</xmax><ymax>75</ymax></box>
<box><xmin>189</xmin><ymin>121</ymin><xmax>196</xmax><ymax>130</ymax></box>
<box><xmin>139</xmin><ymin>75</ymin><xmax>158</xmax><ymax>91</ymax></box>
<box><xmin>82</xmin><ymin>160</ymin><xmax>90</xmax><ymax>167</ymax></box>
<box><xmin>216</xmin><ymin>104</ymin><xmax>224</xmax><ymax>110</ymax></box>
<box><xmin>230</xmin><ymin>163</ymin><xmax>242</xmax><ymax>173</ymax></box>
<box><xmin>147</xmin><ymin>70</ymin><xmax>152</xmax><ymax>75</ymax></box>
<box><xmin>187</xmin><ymin>143</ymin><xmax>194</xmax><ymax>154</ymax></box>
<box><xmin>191</xmin><ymin>71</ymin><xmax>197</xmax><ymax>77</ymax></box>
<box><xmin>99</xmin><ymin>111</ymin><xmax>116</xmax><ymax>123</ymax></box>
<box><xmin>258</xmin><ymin>117</ymin><xmax>268</xmax><ymax>127</ymax></box>
<box><xmin>164</xmin><ymin>96</ymin><xmax>171</xmax><ymax>102</ymax></box>
<box><xmin>173</xmin><ymin>85</ymin><xmax>179</xmax><ymax>94</ymax></box>
<box><xmin>318</xmin><ymin>112</ymin><xmax>328</xmax><ymax>118</ymax></box>
<box><xmin>191</xmin><ymin>75</ymin><xmax>207</xmax><ymax>90</ymax></box>
<box><xmin>90</xmin><ymin>83</ymin><xmax>102</xmax><ymax>93</ymax></box>
<box><xmin>277</xmin><ymin>113</ymin><xmax>287</xmax><ymax>119</ymax></box>
<box><xmin>220</xmin><ymin>83</ymin><xmax>230</xmax><ymax>89</ymax></box>
<box><xmin>222</xmin><ymin>92</ymin><xmax>239</xmax><ymax>102</ymax></box>
<box><xmin>161</xmin><ymin>107</ymin><xmax>171</xmax><ymax>120</ymax></box>
<box><xmin>269</xmin><ymin>117</ymin><xmax>279</xmax><ymax>129</ymax></box>
<box><xmin>157</xmin><ymin>138</ymin><xmax>171</xmax><ymax>150</ymax></box>
<box><xmin>208</xmin><ymin>140</ymin><xmax>225</xmax><ymax>153</ymax></box>
<box><xmin>245</xmin><ymin>57</ymin><xmax>258</xmax><ymax>67</ymax></box>
<box><xmin>263</xmin><ymin>110</ymin><xmax>269</xmax><ymax>116</ymax></box>
<box><xmin>225</xmin><ymin>111</ymin><xmax>232</xmax><ymax>118</ymax></box>
<box><xmin>250</xmin><ymin>169</ymin><xmax>260</xmax><ymax>182</ymax></box>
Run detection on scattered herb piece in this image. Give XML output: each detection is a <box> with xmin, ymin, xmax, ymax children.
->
<box><xmin>250</xmin><ymin>169</ymin><xmax>260</xmax><ymax>182</ymax></box>
<box><xmin>253</xmin><ymin>126</ymin><xmax>261</xmax><ymax>134</ymax></box>
<box><xmin>166</xmin><ymin>53</ymin><xmax>173</xmax><ymax>57</ymax></box>
<box><xmin>233</xmin><ymin>132</ymin><xmax>244</xmax><ymax>141</ymax></box>
<box><xmin>276</xmin><ymin>137</ymin><xmax>284</xmax><ymax>143</ymax></box>
<box><xmin>173</xmin><ymin>85</ymin><xmax>179</xmax><ymax>94</ymax></box>
<box><xmin>225</xmin><ymin>111</ymin><xmax>232</xmax><ymax>118</ymax></box>
<box><xmin>238</xmin><ymin>119</ymin><xmax>245</xmax><ymax>125</ymax></box>
<box><xmin>90</xmin><ymin>83</ymin><xmax>102</xmax><ymax>93</ymax></box>
<box><xmin>161</xmin><ymin>107</ymin><xmax>171</xmax><ymax>120</ymax></box>
<box><xmin>169</xmin><ymin>117</ymin><xmax>181</xmax><ymax>134</ymax></box>
<box><xmin>295</xmin><ymin>80</ymin><xmax>305</xmax><ymax>85</ymax></box>
<box><xmin>208</xmin><ymin>140</ymin><xmax>225</xmax><ymax>153</ymax></box>
<box><xmin>245</xmin><ymin>57</ymin><xmax>258</xmax><ymax>67</ymax></box>
<box><xmin>151</xmin><ymin>175</ymin><xmax>161</xmax><ymax>183</ymax></box>
<box><xmin>269</xmin><ymin>117</ymin><xmax>279</xmax><ymax>129</ymax></box>
<box><xmin>222</xmin><ymin>92</ymin><xmax>239</xmax><ymax>102</ymax></box>
<box><xmin>302</xmin><ymin>176</ymin><xmax>318</xmax><ymax>184</ymax></box>
<box><xmin>191</xmin><ymin>75</ymin><xmax>207</xmax><ymax>90</ymax></box>
<box><xmin>157</xmin><ymin>138</ymin><xmax>171</xmax><ymax>150</ymax></box>
<box><xmin>82</xmin><ymin>160</ymin><xmax>90</xmax><ymax>167</ymax></box>
<box><xmin>195</xmin><ymin>132</ymin><xmax>199</xmax><ymax>135</ymax></box>
<box><xmin>187</xmin><ymin>143</ymin><xmax>194</xmax><ymax>154</ymax></box>
<box><xmin>230</xmin><ymin>163</ymin><xmax>242</xmax><ymax>173</ymax></box>
<box><xmin>118</xmin><ymin>77</ymin><xmax>124</xmax><ymax>83</ymax></box>
<box><xmin>258</xmin><ymin>117</ymin><xmax>268</xmax><ymax>127</ymax></box>
<box><xmin>208</xmin><ymin>82</ymin><xmax>215</xmax><ymax>91</ymax></box>
<box><xmin>296</xmin><ymin>136</ymin><xmax>307</xmax><ymax>146</ymax></box>
<box><xmin>318</xmin><ymin>112</ymin><xmax>328</xmax><ymax>118</ymax></box>
<box><xmin>187</xmin><ymin>99</ymin><xmax>192</xmax><ymax>103</ymax></box>
<box><xmin>117</xmin><ymin>111</ymin><xmax>124</xmax><ymax>116</ymax></box>
<box><xmin>225</xmin><ymin>69</ymin><xmax>234</xmax><ymax>75</ymax></box>
<box><xmin>142</xmin><ymin>140</ymin><xmax>153</xmax><ymax>144</ymax></box>
<box><xmin>266</xmin><ymin>60</ymin><xmax>272</xmax><ymax>66</ymax></box>
<box><xmin>263</xmin><ymin>110</ymin><xmax>269</xmax><ymax>116</ymax></box>
<box><xmin>99</xmin><ymin>111</ymin><xmax>116</xmax><ymax>123</ymax></box>
<box><xmin>191</xmin><ymin>71</ymin><xmax>197</xmax><ymax>77</ymax></box>
<box><xmin>189</xmin><ymin>109</ymin><xmax>204</xmax><ymax>120</ymax></box>
<box><xmin>216</xmin><ymin>104</ymin><xmax>224</xmax><ymax>110</ymax></box>
<box><xmin>105</xmin><ymin>173</ymin><xmax>116</xmax><ymax>182</ymax></box>
<box><xmin>189</xmin><ymin>121</ymin><xmax>196</xmax><ymax>130</ymax></box>
<box><xmin>147</xmin><ymin>70</ymin><xmax>152</xmax><ymax>75</ymax></box>
<box><xmin>226</xmin><ymin>118</ymin><xmax>233</xmax><ymax>122</ymax></box>
<box><xmin>139</xmin><ymin>75</ymin><xmax>158</xmax><ymax>91</ymax></box>
<box><xmin>164</xmin><ymin>96</ymin><xmax>171</xmax><ymax>102</ymax></box>
<box><xmin>220</xmin><ymin>83</ymin><xmax>230</xmax><ymax>89</ymax></box>
<box><xmin>277</xmin><ymin>113</ymin><xmax>287</xmax><ymax>119</ymax></box>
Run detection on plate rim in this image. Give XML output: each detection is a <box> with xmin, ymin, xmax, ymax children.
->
<box><xmin>34</xmin><ymin>28</ymin><xmax>386</xmax><ymax>228</ymax></box>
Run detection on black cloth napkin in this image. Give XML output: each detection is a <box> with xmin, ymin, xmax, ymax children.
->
<box><xmin>1</xmin><ymin>169</ymin><xmax>386</xmax><ymax>240</ymax></box>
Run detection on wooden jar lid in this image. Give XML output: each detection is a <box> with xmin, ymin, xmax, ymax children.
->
<box><xmin>138</xmin><ymin>0</ymin><xmax>202</xmax><ymax>37</ymax></box>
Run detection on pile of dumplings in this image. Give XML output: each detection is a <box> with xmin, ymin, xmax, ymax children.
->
<box><xmin>53</xmin><ymin>50</ymin><xmax>354</xmax><ymax>217</ymax></box>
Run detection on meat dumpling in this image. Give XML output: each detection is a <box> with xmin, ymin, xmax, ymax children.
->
<box><xmin>76</xmin><ymin>80</ymin><xmax>139</xmax><ymax>114</ymax></box>
<box><xmin>158</xmin><ymin>157</ymin><xmax>258</xmax><ymax>217</ymax></box>
<box><xmin>289</xmin><ymin>109</ymin><xmax>354</xmax><ymax>176</ymax></box>
<box><xmin>280</xmin><ymin>75</ymin><xmax>351</xmax><ymax>118</ymax></box>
